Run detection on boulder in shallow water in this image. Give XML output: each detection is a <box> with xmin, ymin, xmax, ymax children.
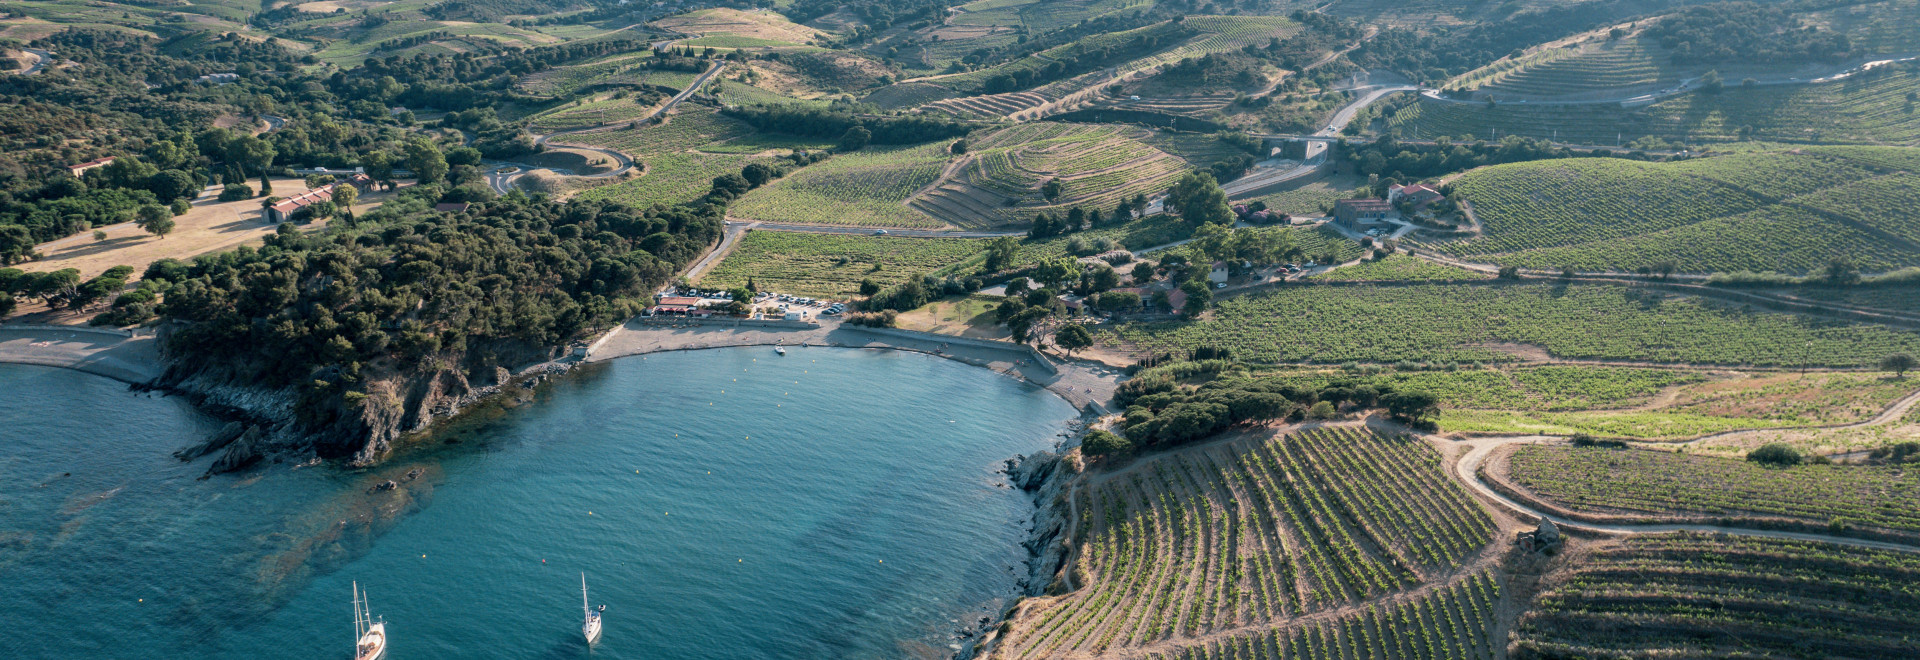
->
<box><xmin>173</xmin><ymin>421</ymin><xmax>245</xmax><ymax>461</ymax></box>
<box><xmin>206</xmin><ymin>426</ymin><xmax>265</xmax><ymax>476</ymax></box>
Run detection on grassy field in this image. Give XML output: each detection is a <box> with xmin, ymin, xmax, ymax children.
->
<box><xmin>1689</xmin><ymin>401</ymin><xmax>1920</xmax><ymax>458</ymax></box>
<box><xmin>1504</xmin><ymin>444</ymin><xmax>1920</xmax><ymax>536</ymax></box>
<box><xmin>1099</xmin><ymin>282</ymin><xmax>1920</xmax><ymax>367</ymax></box>
<box><xmin>1000</xmin><ymin>426</ymin><xmax>1496</xmax><ymax>657</ymax></box>
<box><xmin>1430</xmin><ymin>150</ymin><xmax>1920</xmax><ymax>274</ymax></box>
<box><xmin>730</xmin><ymin>143</ymin><xmax>952</xmax><ymax>228</ymax></box>
<box><xmin>697</xmin><ymin>231</ymin><xmax>984</xmax><ymax>297</ymax></box>
<box><xmin>1516</xmin><ymin>532</ymin><xmax>1920</xmax><ymax>658</ymax></box>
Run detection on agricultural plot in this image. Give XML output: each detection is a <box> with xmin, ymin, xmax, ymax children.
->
<box><xmin>1770</xmin><ymin>282</ymin><xmax>1920</xmax><ymax>314</ymax></box>
<box><xmin>1390</xmin><ymin>66</ymin><xmax>1920</xmax><ymax>147</ymax></box>
<box><xmin>1432</xmin><ymin>151</ymin><xmax>1920</xmax><ymax>274</ymax></box>
<box><xmin>729</xmin><ymin>143</ymin><xmax>952</xmax><ymax>228</ymax></box>
<box><xmin>860</xmin><ymin>82</ymin><xmax>961</xmax><ymax>110</ymax></box>
<box><xmin>1248</xmin><ymin>178</ymin><xmax>1367</xmax><ymax>216</ymax></box>
<box><xmin>526</xmin><ymin>95</ymin><xmax>664</xmax><ymax>133</ymax></box>
<box><xmin>698</xmin><ymin>231</ymin><xmax>985</xmax><ymax>298</ymax></box>
<box><xmin>1468</xmin><ymin>37</ymin><xmax>1684</xmax><ymax>100</ymax></box>
<box><xmin>999</xmin><ymin>426</ymin><xmax>1496</xmax><ymax>658</ymax></box>
<box><xmin>652</xmin><ymin>8</ymin><xmax>826</xmax><ymax>45</ymax></box>
<box><xmin>909</xmin><ymin>124</ymin><xmax>1189</xmax><ymax>229</ymax></box>
<box><xmin>564</xmin><ymin>109</ymin><xmax>768</xmax><ymax>208</ymax></box>
<box><xmin>1309</xmin><ymin>255</ymin><xmax>1490</xmax><ymax>282</ymax></box>
<box><xmin>1155</xmin><ymin>571</ymin><xmax>1502</xmax><ymax>660</ymax></box>
<box><xmin>1099</xmin><ymin>282</ymin><xmax>1920</xmax><ymax>367</ymax></box>
<box><xmin>1443</xmin><ymin>370</ymin><xmax>1916</xmax><ymax>439</ymax></box>
<box><xmin>1804</xmin><ymin>0</ymin><xmax>1920</xmax><ymax>55</ymax></box>
<box><xmin>1514</xmin><ymin>533</ymin><xmax>1920</xmax><ymax>658</ymax></box>
<box><xmin>1154</xmin><ymin>225</ymin><xmax>1365</xmax><ymax>266</ymax></box>
<box><xmin>513</xmin><ymin>53</ymin><xmax>654</xmax><ymax>98</ymax></box>
<box><xmin>712</xmin><ymin>81</ymin><xmax>831</xmax><ymax>109</ymax></box>
<box><xmin>1255</xmin><ymin>365</ymin><xmax>1706</xmax><ymax>413</ymax></box>
<box><xmin>1501</xmin><ymin>444</ymin><xmax>1920</xmax><ymax>538</ymax></box>
<box><xmin>1688</xmin><ymin>401</ymin><xmax>1920</xmax><ymax>458</ymax></box>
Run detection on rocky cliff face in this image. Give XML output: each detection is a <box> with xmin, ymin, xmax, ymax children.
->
<box><xmin>157</xmin><ymin>335</ymin><xmax>577</xmax><ymax>470</ymax></box>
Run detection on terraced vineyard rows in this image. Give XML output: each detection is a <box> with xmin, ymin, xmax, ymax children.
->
<box><xmin>997</xmin><ymin>427</ymin><xmax>1496</xmax><ymax>658</ymax></box>
<box><xmin>1471</xmin><ymin>37</ymin><xmax>1682</xmax><ymax>99</ymax></box>
<box><xmin>1794</xmin><ymin>173</ymin><xmax>1920</xmax><ymax>246</ymax></box>
<box><xmin>911</xmin><ymin>124</ymin><xmax>1188</xmax><ymax>228</ymax></box>
<box><xmin>1390</xmin><ymin>65</ymin><xmax>1920</xmax><ymax>146</ymax></box>
<box><xmin>1149</xmin><ymin>571</ymin><xmax>1502</xmax><ymax>660</ymax></box>
<box><xmin>1429</xmin><ymin>150</ymin><xmax>1920</xmax><ymax>273</ymax></box>
<box><xmin>1514</xmin><ymin>533</ymin><xmax>1920</xmax><ymax>658</ymax></box>
<box><xmin>1099</xmin><ymin>282</ymin><xmax>1920</xmax><ymax>367</ymax></box>
<box><xmin>730</xmin><ymin>143</ymin><xmax>951</xmax><ymax>228</ymax></box>
<box><xmin>1503</xmin><ymin>444</ymin><xmax>1920</xmax><ymax>536</ymax></box>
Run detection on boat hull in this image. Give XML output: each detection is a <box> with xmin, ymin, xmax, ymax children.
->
<box><xmin>585</xmin><ymin>618</ymin><xmax>603</xmax><ymax>645</ymax></box>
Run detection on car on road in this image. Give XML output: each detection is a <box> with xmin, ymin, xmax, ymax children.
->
<box><xmin>873</xmin><ymin>229</ymin><xmax>889</xmax><ymax>235</ymax></box>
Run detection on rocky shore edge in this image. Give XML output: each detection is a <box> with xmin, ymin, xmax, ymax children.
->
<box><xmin>957</xmin><ymin>420</ymin><xmax>1091</xmax><ymax>659</ymax></box>
<box><xmin>147</xmin><ymin>359</ymin><xmax>579</xmax><ymax>478</ymax></box>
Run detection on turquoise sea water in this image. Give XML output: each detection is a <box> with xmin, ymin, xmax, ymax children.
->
<box><xmin>0</xmin><ymin>347</ymin><xmax>1077</xmax><ymax>659</ymax></box>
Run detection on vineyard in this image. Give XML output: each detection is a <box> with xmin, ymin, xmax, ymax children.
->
<box><xmin>526</xmin><ymin>94</ymin><xmax>664</xmax><ymax>133</ymax></box>
<box><xmin>909</xmin><ymin>124</ymin><xmax>1189</xmax><ymax>229</ymax></box>
<box><xmin>1099</xmin><ymin>282</ymin><xmax>1920</xmax><ymax>367</ymax></box>
<box><xmin>995</xmin><ymin>426</ymin><xmax>1497</xmax><ymax>658</ymax></box>
<box><xmin>729</xmin><ymin>143</ymin><xmax>952</xmax><ymax>228</ymax></box>
<box><xmin>1466</xmin><ymin>37</ymin><xmax>1684</xmax><ymax>100</ymax></box>
<box><xmin>1309</xmin><ymin>256</ymin><xmax>1490</xmax><ymax>282</ymax></box>
<box><xmin>1138</xmin><ymin>571</ymin><xmax>1502</xmax><ymax>660</ymax></box>
<box><xmin>1429</xmin><ymin>151</ymin><xmax>1920</xmax><ymax>274</ymax></box>
<box><xmin>1514</xmin><ymin>533</ymin><xmax>1920</xmax><ymax>658</ymax></box>
<box><xmin>1501</xmin><ymin>444</ymin><xmax>1920</xmax><ymax>538</ymax></box>
<box><xmin>698</xmin><ymin>231</ymin><xmax>985</xmax><ymax>297</ymax></box>
<box><xmin>1390</xmin><ymin>65</ymin><xmax>1920</xmax><ymax>146</ymax></box>
<box><xmin>565</xmin><ymin>109</ymin><xmax>770</xmax><ymax>208</ymax></box>
<box><xmin>1689</xmin><ymin>399</ymin><xmax>1920</xmax><ymax>458</ymax></box>
<box><xmin>1255</xmin><ymin>365</ymin><xmax>1705</xmax><ymax>413</ymax></box>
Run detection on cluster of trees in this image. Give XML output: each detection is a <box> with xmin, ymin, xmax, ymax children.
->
<box><xmin>334</xmin><ymin>37</ymin><xmax>650</xmax><ymax>112</ymax></box>
<box><xmin>719</xmin><ymin>105</ymin><xmax>972</xmax><ymax>147</ymax></box>
<box><xmin>1156</xmin><ymin>52</ymin><xmax>1269</xmax><ymax>92</ymax></box>
<box><xmin>1099</xmin><ymin>376</ymin><xmax>1440</xmax><ymax>454</ymax></box>
<box><xmin>144</xmin><ymin>192</ymin><xmax>720</xmax><ymax>443</ymax></box>
<box><xmin>1336</xmin><ymin>135</ymin><xmax>1645</xmax><ymax>183</ymax></box>
<box><xmin>437</xmin><ymin>108</ymin><xmax>535</xmax><ymax>159</ymax></box>
<box><xmin>1026</xmin><ymin>195</ymin><xmax>1148</xmax><ymax>239</ymax></box>
<box><xmin>0</xmin><ymin>265</ymin><xmax>138</xmax><ymax>316</ymax></box>
<box><xmin>1163</xmin><ymin>171</ymin><xmax>1234</xmax><ymax>227</ymax></box>
<box><xmin>1648</xmin><ymin>3</ymin><xmax>1852</xmax><ymax>65</ymax></box>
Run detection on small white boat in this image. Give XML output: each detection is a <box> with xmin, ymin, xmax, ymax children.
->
<box><xmin>774</xmin><ymin>346</ymin><xmax>787</xmax><ymax>355</ymax></box>
<box><xmin>353</xmin><ymin>582</ymin><xmax>387</xmax><ymax>660</ymax></box>
<box><xmin>582</xmin><ymin>573</ymin><xmax>603</xmax><ymax>645</ymax></box>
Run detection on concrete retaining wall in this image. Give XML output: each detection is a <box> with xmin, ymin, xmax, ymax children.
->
<box><xmin>847</xmin><ymin>326</ymin><xmax>1058</xmax><ymax>375</ymax></box>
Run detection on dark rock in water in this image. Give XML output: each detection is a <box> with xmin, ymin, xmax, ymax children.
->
<box><xmin>205</xmin><ymin>426</ymin><xmax>265</xmax><ymax>476</ymax></box>
<box><xmin>369</xmin><ymin>480</ymin><xmax>399</xmax><ymax>493</ymax></box>
<box><xmin>173</xmin><ymin>421</ymin><xmax>246</xmax><ymax>461</ymax></box>
<box><xmin>404</xmin><ymin>468</ymin><xmax>423</xmax><ymax>482</ymax></box>
<box><xmin>1005</xmin><ymin>451</ymin><xmax>1059</xmax><ymax>491</ymax></box>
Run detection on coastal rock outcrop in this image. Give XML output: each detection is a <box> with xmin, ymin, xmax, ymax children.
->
<box><xmin>206</xmin><ymin>425</ymin><xmax>265</xmax><ymax>476</ymax></box>
<box><xmin>172</xmin><ymin>421</ymin><xmax>246</xmax><ymax>461</ymax></box>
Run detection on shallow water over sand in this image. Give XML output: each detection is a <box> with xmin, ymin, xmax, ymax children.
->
<box><xmin>0</xmin><ymin>347</ymin><xmax>1077</xmax><ymax>659</ymax></box>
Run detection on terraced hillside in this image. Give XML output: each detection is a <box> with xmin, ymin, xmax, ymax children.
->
<box><xmin>1514</xmin><ymin>533</ymin><xmax>1920</xmax><ymax>658</ymax></box>
<box><xmin>729</xmin><ymin>142</ymin><xmax>953</xmax><ymax>228</ymax></box>
<box><xmin>1501</xmin><ymin>444</ymin><xmax>1920</xmax><ymax>541</ymax></box>
<box><xmin>1390</xmin><ymin>63</ymin><xmax>1920</xmax><ymax>146</ymax></box>
<box><xmin>910</xmin><ymin>123</ymin><xmax>1189</xmax><ymax>229</ymax></box>
<box><xmin>1099</xmin><ymin>282</ymin><xmax>1920</xmax><ymax>367</ymax></box>
<box><xmin>1467</xmin><ymin>37</ymin><xmax>1683</xmax><ymax>100</ymax></box>
<box><xmin>995</xmin><ymin>426</ymin><xmax>1500</xmax><ymax>659</ymax></box>
<box><xmin>1429</xmin><ymin>150</ymin><xmax>1920</xmax><ymax>274</ymax></box>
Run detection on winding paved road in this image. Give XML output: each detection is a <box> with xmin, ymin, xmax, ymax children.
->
<box><xmin>14</xmin><ymin>47</ymin><xmax>52</xmax><ymax>75</ymax></box>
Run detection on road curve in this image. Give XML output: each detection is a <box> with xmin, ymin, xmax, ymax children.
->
<box><xmin>492</xmin><ymin>61</ymin><xmax>726</xmax><ymax>194</ymax></box>
<box><xmin>1448</xmin><ymin>433</ymin><xmax>1920</xmax><ymax>554</ymax></box>
<box><xmin>14</xmin><ymin>47</ymin><xmax>52</xmax><ymax>75</ymax></box>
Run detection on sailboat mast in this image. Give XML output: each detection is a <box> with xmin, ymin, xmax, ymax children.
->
<box><xmin>353</xmin><ymin>582</ymin><xmax>363</xmax><ymax>639</ymax></box>
<box><xmin>582</xmin><ymin>573</ymin><xmax>589</xmax><ymax>617</ymax></box>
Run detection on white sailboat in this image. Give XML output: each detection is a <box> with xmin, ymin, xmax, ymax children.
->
<box><xmin>582</xmin><ymin>573</ymin><xmax>603</xmax><ymax>645</ymax></box>
<box><xmin>353</xmin><ymin>582</ymin><xmax>388</xmax><ymax>660</ymax></box>
<box><xmin>774</xmin><ymin>345</ymin><xmax>786</xmax><ymax>355</ymax></box>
